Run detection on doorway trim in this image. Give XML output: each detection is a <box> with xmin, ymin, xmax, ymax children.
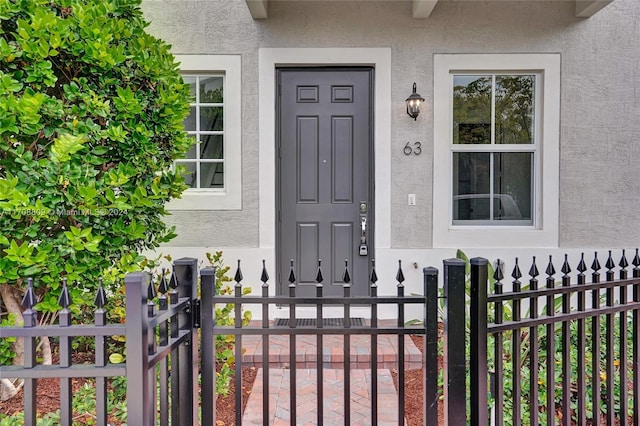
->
<box><xmin>258</xmin><ymin>48</ymin><xmax>392</xmax><ymax>255</ymax></box>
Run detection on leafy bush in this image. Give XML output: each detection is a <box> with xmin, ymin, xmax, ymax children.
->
<box><xmin>0</xmin><ymin>0</ymin><xmax>190</xmax><ymax>312</ymax></box>
<box><xmin>0</xmin><ymin>313</ymin><xmax>16</xmax><ymax>364</ymax></box>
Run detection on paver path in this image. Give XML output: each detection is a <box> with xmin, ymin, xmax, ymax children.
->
<box><xmin>243</xmin><ymin>368</ymin><xmax>407</xmax><ymax>425</ymax></box>
<box><xmin>238</xmin><ymin>322</ymin><xmax>420</xmax><ymax>424</ymax></box>
<box><xmin>240</xmin><ymin>333</ymin><xmax>422</xmax><ymax>370</ymax></box>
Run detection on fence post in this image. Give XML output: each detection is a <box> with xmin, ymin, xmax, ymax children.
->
<box><xmin>423</xmin><ymin>267</ymin><xmax>439</xmax><ymax>425</ymax></box>
<box><xmin>200</xmin><ymin>266</ymin><xmax>217</xmax><ymax>426</ymax></box>
<box><xmin>443</xmin><ymin>258</ymin><xmax>466</xmax><ymax>426</ymax></box>
<box><xmin>22</xmin><ymin>279</ymin><xmax>37</xmax><ymax>426</ymax></box>
<box><xmin>470</xmin><ymin>257</ymin><xmax>489</xmax><ymax>426</ymax></box>
<box><xmin>173</xmin><ymin>257</ymin><xmax>198</xmax><ymax>426</ymax></box>
<box><xmin>125</xmin><ymin>272</ymin><xmax>152</xmax><ymax>426</ymax></box>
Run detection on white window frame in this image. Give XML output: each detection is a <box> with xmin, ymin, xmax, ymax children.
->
<box><xmin>168</xmin><ymin>55</ymin><xmax>242</xmax><ymax>210</ymax></box>
<box><xmin>433</xmin><ymin>54</ymin><xmax>560</xmax><ymax>248</ymax></box>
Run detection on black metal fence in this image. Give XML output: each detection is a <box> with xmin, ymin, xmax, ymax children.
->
<box><xmin>0</xmin><ymin>257</ymin><xmax>199</xmax><ymax>426</ymax></box>
<box><xmin>435</xmin><ymin>249</ymin><xmax>640</xmax><ymax>426</ymax></box>
<box><xmin>200</xmin><ymin>259</ymin><xmax>434</xmax><ymax>426</ymax></box>
<box><xmin>8</xmin><ymin>248</ymin><xmax>639</xmax><ymax>425</ymax></box>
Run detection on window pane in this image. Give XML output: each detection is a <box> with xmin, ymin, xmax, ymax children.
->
<box><xmin>177</xmin><ymin>73</ymin><xmax>228</xmax><ymax>191</ymax></box>
<box><xmin>200</xmin><ymin>77</ymin><xmax>223</xmax><ymax>103</ymax></box>
<box><xmin>453</xmin><ymin>152</ymin><xmax>490</xmax><ymax>220</ymax></box>
<box><xmin>200</xmin><ymin>107</ymin><xmax>223</xmax><ymax>131</ymax></box>
<box><xmin>176</xmin><ymin>161</ymin><xmax>197</xmax><ymax>188</ymax></box>
<box><xmin>183</xmin><ymin>76</ymin><xmax>197</xmax><ymax>103</ymax></box>
<box><xmin>185</xmin><ymin>136</ymin><xmax>197</xmax><ymax>159</ymax></box>
<box><xmin>495</xmin><ymin>75</ymin><xmax>535</xmax><ymax>144</ymax></box>
<box><xmin>183</xmin><ymin>106</ymin><xmax>196</xmax><ymax>131</ymax></box>
<box><xmin>200</xmin><ymin>162</ymin><xmax>224</xmax><ymax>188</ymax></box>
<box><xmin>493</xmin><ymin>152</ymin><xmax>532</xmax><ymax>220</ymax></box>
<box><xmin>453</xmin><ymin>75</ymin><xmax>491</xmax><ymax>145</ymax></box>
<box><xmin>200</xmin><ymin>135</ymin><xmax>223</xmax><ymax>159</ymax></box>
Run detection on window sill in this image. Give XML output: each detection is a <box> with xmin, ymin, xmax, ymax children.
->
<box><xmin>433</xmin><ymin>226</ymin><xmax>558</xmax><ymax>249</ymax></box>
<box><xmin>166</xmin><ymin>190</ymin><xmax>241</xmax><ymax>211</ymax></box>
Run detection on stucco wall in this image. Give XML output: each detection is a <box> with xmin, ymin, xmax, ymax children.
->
<box><xmin>141</xmin><ymin>0</ymin><xmax>640</xmax><ymax>250</ymax></box>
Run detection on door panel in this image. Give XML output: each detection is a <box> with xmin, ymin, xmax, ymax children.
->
<box><xmin>278</xmin><ymin>68</ymin><xmax>373</xmax><ymax>297</ymax></box>
<box><xmin>332</xmin><ymin>117</ymin><xmax>354</xmax><ymax>203</ymax></box>
<box><xmin>297</xmin><ymin>117</ymin><xmax>319</xmax><ymax>203</ymax></box>
<box><xmin>297</xmin><ymin>223</ymin><xmax>319</xmax><ymax>284</ymax></box>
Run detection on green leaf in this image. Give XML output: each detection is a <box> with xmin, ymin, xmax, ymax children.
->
<box><xmin>456</xmin><ymin>249</ymin><xmax>471</xmax><ymax>275</ymax></box>
<box><xmin>21</xmin><ymin>265</ymin><xmax>42</xmax><ymax>276</ymax></box>
<box><xmin>109</xmin><ymin>353</ymin><xmax>124</xmax><ymax>364</ymax></box>
<box><xmin>50</xmin><ymin>133</ymin><xmax>88</xmax><ymax>163</ymax></box>
<box><xmin>78</xmin><ymin>184</ymin><xmax>98</xmax><ymax>200</ymax></box>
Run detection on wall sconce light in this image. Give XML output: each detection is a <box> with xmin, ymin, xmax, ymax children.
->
<box><xmin>405</xmin><ymin>82</ymin><xmax>425</xmax><ymax>121</ymax></box>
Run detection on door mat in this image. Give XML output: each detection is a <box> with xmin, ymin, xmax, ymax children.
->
<box><xmin>273</xmin><ymin>318</ymin><xmax>365</xmax><ymax>327</ymax></box>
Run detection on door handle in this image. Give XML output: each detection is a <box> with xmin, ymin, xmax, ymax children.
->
<box><xmin>359</xmin><ymin>217</ymin><xmax>368</xmax><ymax>256</ymax></box>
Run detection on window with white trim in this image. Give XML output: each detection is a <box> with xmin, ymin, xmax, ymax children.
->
<box><xmin>433</xmin><ymin>54</ymin><xmax>560</xmax><ymax>248</ymax></box>
<box><xmin>179</xmin><ymin>74</ymin><xmax>225</xmax><ymax>189</ymax></box>
<box><xmin>452</xmin><ymin>73</ymin><xmax>536</xmax><ymax>226</ymax></box>
<box><xmin>168</xmin><ymin>55</ymin><xmax>241</xmax><ymax>210</ymax></box>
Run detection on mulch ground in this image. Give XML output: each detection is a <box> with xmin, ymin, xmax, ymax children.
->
<box><xmin>216</xmin><ymin>366</ymin><xmax>257</xmax><ymax>425</ymax></box>
<box><xmin>392</xmin><ymin>334</ymin><xmax>443</xmax><ymax>426</ymax></box>
<box><xmin>0</xmin><ymin>361</ymin><xmax>257</xmax><ymax>426</ymax></box>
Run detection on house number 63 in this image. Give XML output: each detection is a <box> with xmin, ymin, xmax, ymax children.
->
<box><xmin>403</xmin><ymin>142</ymin><xmax>422</xmax><ymax>156</ymax></box>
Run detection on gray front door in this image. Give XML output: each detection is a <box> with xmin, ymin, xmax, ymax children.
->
<box><xmin>277</xmin><ymin>68</ymin><xmax>374</xmax><ymax>297</ymax></box>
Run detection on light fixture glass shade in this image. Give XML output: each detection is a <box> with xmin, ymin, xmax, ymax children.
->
<box><xmin>405</xmin><ymin>82</ymin><xmax>425</xmax><ymax>120</ymax></box>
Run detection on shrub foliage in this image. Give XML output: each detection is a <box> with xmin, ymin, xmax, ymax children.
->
<box><xmin>0</xmin><ymin>0</ymin><xmax>190</xmax><ymax>304</ymax></box>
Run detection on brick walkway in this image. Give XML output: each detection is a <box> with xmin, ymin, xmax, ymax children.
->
<box><xmin>239</xmin><ymin>325</ymin><xmax>420</xmax><ymax>424</ymax></box>
<box><xmin>240</xmin><ymin>332</ymin><xmax>422</xmax><ymax>370</ymax></box>
<box><xmin>243</xmin><ymin>368</ymin><xmax>406</xmax><ymax>425</ymax></box>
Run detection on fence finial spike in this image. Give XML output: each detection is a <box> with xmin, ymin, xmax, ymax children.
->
<box><xmin>148</xmin><ymin>277</ymin><xmax>157</xmax><ymax>300</ymax></box>
<box><xmin>342</xmin><ymin>259</ymin><xmax>351</xmax><ymax>284</ymax></box>
<box><xmin>169</xmin><ymin>271</ymin><xmax>178</xmax><ymax>290</ymax></box>
<box><xmin>619</xmin><ymin>249</ymin><xmax>629</xmax><ymax>270</ymax></box>
<box><xmin>261</xmin><ymin>259</ymin><xmax>270</xmax><ymax>284</ymax></box>
<box><xmin>591</xmin><ymin>252</ymin><xmax>601</xmax><ymax>272</ymax></box>
<box><xmin>288</xmin><ymin>259</ymin><xmax>296</xmax><ymax>284</ymax></box>
<box><xmin>234</xmin><ymin>259</ymin><xmax>243</xmax><ymax>284</ymax></box>
<box><xmin>315</xmin><ymin>259</ymin><xmax>324</xmax><ymax>284</ymax></box>
<box><xmin>511</xmin><ymin>258</ymin><xmax>522</xmax><ymax>280</ymax></box>
<box><xmin>633</xmin><ymin>249</ymin><xmax>640</xmax><ymax>268</ymax></box>
<box><xmin>561</xmin><ymin>254</ymin><xmax>571</xmax><ymax>276</ymax></box>
<box><xmin>493</xmin><ymin>259</ymin><xmax>504</xmax><ymax>282</ymax></box>
<box><xmin>370</xmin><ymin>259</ymin><xmax>378</xmax><ymax>284</ymax></box>
<box><xmin>94</xmin><ymin>277</ymin><xmax>107</xmax><ymax>309</ymax></box>
<box><xmin>158</xmin><ymin>268</ymin><xmax>169</xmax><ymax>294</ymax></box>
<box><xmin>58</xmin><ymin>278</ymin><xmax>72</xmax><ymax>309</ymax></box>
<box><xmin>529</xmin><ymin>256</ymin><xmax>539</xmax><ymax>278</ymax></box>
<box><xmin>605</xmin><ymin>250</ymin><xmax>616</xmax><ymax>271</ymax></box>
<box><xmin>396</xmin><ymin>259</ymin><xmax>405</xmax><ymax>284</ymax></box>
<box><xmin>21</xmin><ymin>277</ymin><xmax>37</xmax><ymax>310</ymax></box>
<box><xmin>545</xmin><ymin>255</ymin><xmax>555</xmax><ymax>277</ymax></box>
<box><xmin>577</xmin><ymin>252</ymin><xmax>587</xmax><ymax>273</ymax></box>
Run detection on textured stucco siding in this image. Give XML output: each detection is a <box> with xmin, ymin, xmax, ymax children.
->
<box><xmin>141</xmin><ymin>0</ymin><xmax>640</xmax><ymax>250</ymax></box>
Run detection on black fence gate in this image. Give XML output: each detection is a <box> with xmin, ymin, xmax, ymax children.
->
<box><xmin>199</xmin><ymin>259</ymin><xmax>435</xmax><ymax>425</ymax></box>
